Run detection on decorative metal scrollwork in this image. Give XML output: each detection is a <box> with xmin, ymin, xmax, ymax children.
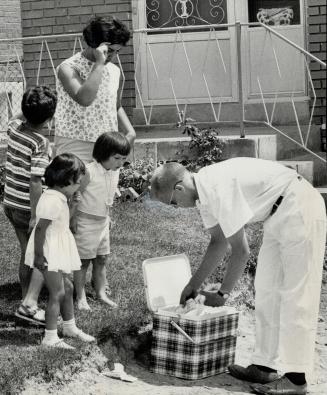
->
<box><xmin>257</xmin><ymin>7</ymin><xmax>294</xmax><ymax>26</ymax></box>
<box><xmin>146</xmin><ymin>0</ymin><xmax>227</xmax><ymax>29</ymax></box>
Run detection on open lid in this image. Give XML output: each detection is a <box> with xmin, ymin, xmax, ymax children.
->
<box><xmin>143</xmin><ymin>254</ymin><xmax>191</xmax><ymax>312</ymax></box>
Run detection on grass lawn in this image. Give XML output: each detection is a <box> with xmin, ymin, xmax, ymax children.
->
<box><xmin>0</xmin><ymin>197</ymin><xmax>314</xmax><ymax>393</ymax></box>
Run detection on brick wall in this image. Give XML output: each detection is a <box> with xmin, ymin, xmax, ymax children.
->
<box><xmin>308</xmin><ymin>0</ymin><xmax>327</xmax><ymax>125</ymax></box>
<box><xmin>0</xmin><ymin>0</ymin><xmax>22</xmax><ymax>62</ymax></box>
<box><xmin>20</xmin><ymin>0</ymin><xmax>135</xmax><ymax>117</ymax></box>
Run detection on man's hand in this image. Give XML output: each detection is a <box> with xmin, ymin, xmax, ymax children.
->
<box><xmin>34</xmin><ymin>255</ymin><xmax>48</xmax><ymax>272</ymax></box>
<box><xmin>180</xmin><ymin>283</ymin><xmax>198</xmax><ymax>305</ymax></box>
<box><xmin>200</xmin><ymin>291</ymin><xmax>226</xmax><ymax>307</ymax></box>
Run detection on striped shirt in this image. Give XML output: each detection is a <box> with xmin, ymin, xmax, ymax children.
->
<box><xmin>3</xmin><ymin>120</ymin><xmax>51</xmax><ymax>211</ymax></box>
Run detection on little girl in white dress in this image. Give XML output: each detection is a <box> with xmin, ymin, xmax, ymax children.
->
<box><xmin>25</xmin><ymin>153</ymin><xmax>95</xmax><ymax>349</ymax></box>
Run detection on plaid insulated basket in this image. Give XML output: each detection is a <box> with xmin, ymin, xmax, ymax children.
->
<box><xmin>151</xmin><ymin>311</ymin><xmax>239</xmax><ymax>380</ymax></box>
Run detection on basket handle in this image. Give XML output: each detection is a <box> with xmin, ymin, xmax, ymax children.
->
<box><xmin>170</xmin><ymin>320</ymin><xmax>196</xmax><ymax>344</ymax></box>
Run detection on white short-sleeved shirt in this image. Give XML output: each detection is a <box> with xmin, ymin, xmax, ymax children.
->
<box><xmin>194</xmin><ymin>158</ymin><xmax>298</xmax><ymax>238</ymax></box>
<box><xmin>25</xmin><ymin>189</ymin><xmax>81</xmax><ymax>273</ymax></box>
<box><xmin>78</xmin><ymin>161</ymin><xmax>119</xmax><ymax>218</ymax></box>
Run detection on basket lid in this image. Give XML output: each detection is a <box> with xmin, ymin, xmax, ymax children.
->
<box><xmin>143</xmin><ymin>254</ymin><xmax>191</xmax><ymax>312</ymax></box>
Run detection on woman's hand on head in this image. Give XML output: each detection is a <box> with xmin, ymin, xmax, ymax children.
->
<box><xmin>94</xmin><ymin>43</ymin><xmax>109</xmax><ymax>65</ymax></box>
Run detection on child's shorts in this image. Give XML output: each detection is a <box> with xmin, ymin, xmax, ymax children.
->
<box><xmin>4</xmin><ymin>205</ymin><xmax>31</xmax><ymax>233</ymax></box>
<box><xmin>74</xmin><ymin>212</ymin><xmax>110</xmax><ymax>260</ymax></box>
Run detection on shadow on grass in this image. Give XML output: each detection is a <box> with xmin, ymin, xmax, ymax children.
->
<box><xmin>129</xmin><ymin>363</ymin><xmax>253</xmax><ymax>393</ymax></box>
<box><xmin>0</xmin><ymin>282</ymin><xmax>22</xmax><ymax>302</ymax></box>
<box><xmin>0</xmin><ymin>327</ymin><xmax>42</xmax><ymax>346</ymax></box>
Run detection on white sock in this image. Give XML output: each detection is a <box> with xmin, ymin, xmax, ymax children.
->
<box><xmin>62</xmin><ymin>318</ymin><xmax>78</xmax><ymax>335</ymax></box>
<box><xmin>62</xmin><ymin>319</ymin><xmax>95</xmax><ymax>342</ymax></box>
<box><xmin>43</xmin><ymin>329</ymin><xmax>59</xmax><ymax>343</ymax></box>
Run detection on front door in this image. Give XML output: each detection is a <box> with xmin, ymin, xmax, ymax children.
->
<box><xmin>132</xmin><ymin>0</ymin><xmax>238</xmax><ymax>107</ymax></box>
<box><xmin>132</xmin><ymin>0</ymin><xmax>307</xmax><ymax>111</ymax></box>
<box><xmin>241</xmin><ymin>0</ymin><xmax>306</xmax><ymax>100</ymax></box>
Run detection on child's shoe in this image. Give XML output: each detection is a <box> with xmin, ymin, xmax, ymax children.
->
<box><xmin>15</xmin><ymin>304</ymin><xmax>45</xmax><ymax>326</ymax></box>
<box><xmin>62</xmin><ymin>318</ymin><xmax>95</xmax><ymax>342</ymax></box>
<box><xmin>63</xmin><ymin>327</ymin><xmax>95</xmax><ymax>343</ymax></box>
<box><xmin>41</xmin><ymin>338</ymin><xmax>75</xmax><ymax>350</ymax></box>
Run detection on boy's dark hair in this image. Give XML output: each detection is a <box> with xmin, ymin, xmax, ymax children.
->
<box><xmin>83</xmin><ymin>16</ymin><xmax>130</xmax><ymax>48</ymax></box>
<box><xmin>45</xmin><ymin>153</ymin><xmax>86</xmax><ymax>188</ymax></box>
<box><xmin>93</xmin><ymin>132</ymin><xmax>130</xmax><ymax>163</ymax></box>
<box><xmin>21</xmin><ymin>85</ymin><xmax>57</xmax><ymax>125</ymax></box>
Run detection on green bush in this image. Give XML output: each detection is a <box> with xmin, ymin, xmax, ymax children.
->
<box><xmin>178</xmin><ymin>120</ymin><xmax>225</xmax><ymax>172</ymax></box>
<box><xmin>119</xmin><ymin>159</ymin><xmax>154</xmax><ymax>195</ymax></box>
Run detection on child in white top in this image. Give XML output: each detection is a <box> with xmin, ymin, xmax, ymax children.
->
<box><xmin>25</xmin><ymin>153</ymin><xmax>95</xmax><ymax>349</ymax></box>
<box><xmin>73</xmin><ymin>132</ymin><xmax>130</xmax><ymax>311</ymax></box>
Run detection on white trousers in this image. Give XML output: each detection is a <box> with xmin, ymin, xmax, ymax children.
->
<box><xmin>252</xmin><ymin>178</ymin><xmax>326</xmax><ymax>374</ymax></box>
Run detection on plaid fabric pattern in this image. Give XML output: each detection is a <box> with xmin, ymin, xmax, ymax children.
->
<box><xmin>151</xmin><ymin>312</ymin><xmax>239</xmax><ymax>380</ymax></box>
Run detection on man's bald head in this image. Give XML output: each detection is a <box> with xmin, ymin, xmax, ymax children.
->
<box><xmin>150</xmin><ymin>162</ymin><xmax>187</xmax><ymax>204</ymax></box>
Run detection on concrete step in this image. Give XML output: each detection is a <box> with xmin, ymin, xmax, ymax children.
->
<box><xmin>135</xmin><ymin>123</ymin><xmax>322</xmax><ymax>154</ymax></box>
<box><xmin>133</xmin><ymin>134</ymin><xmax>277</xmax><ymax>162</ymax></box>
<box><xmin>133</xmin><ymin>101</ymin><xmax>310</xmax><ymax>125</ymax></box>
<box><xmin>0</xmin><ymin>130</ymin><xmax>278</xmax><ymax>165</ymax></box>
<box><xmin>283</xmin><ymin>152</ymin><xmax>327</xmax><ymax>186</ymax></box>
<box><xmin>279</xmin><ymin>160</ymin><xmax>314</xmax><ymax>184</ymax></box>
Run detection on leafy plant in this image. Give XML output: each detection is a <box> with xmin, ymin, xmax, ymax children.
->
<box><xmin>178</xmin><ymin>118</ymin><xmax>225</xmax><ymax>172</ymax></box>
<box><xmin>119</xmin><ymin>159</ymin><xmax>154</xmax><ymax>195</ymax></box>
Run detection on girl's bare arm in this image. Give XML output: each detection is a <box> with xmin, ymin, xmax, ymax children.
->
<box><xmin>34</xmin><ymin>218</ymin><xmax>51</xmax><ymax>272</ymax></box>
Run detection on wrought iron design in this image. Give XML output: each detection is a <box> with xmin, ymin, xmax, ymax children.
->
<box><xmin>146</xmin><ymin>0</ymin><xmax>227</xmax><ymax>29</ymax></box>
<box><xmin>257</xmin><ymin>8</ymin><xmax>294</xmax><ymax>25</ymax></box>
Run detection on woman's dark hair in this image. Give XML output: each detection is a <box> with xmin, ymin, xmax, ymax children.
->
<box><xmin>45</xmin><ymin>153</ymin><xmax>86</xmax><ymax>188</ymax></box>
<box><xmin>83</xmin><ymin>16</ymin><xmax>130</xmax><ymax>48</ymax></box>
<box><xmin>93</xmin><ymin>132</ymin><xmax>130</xmax><ymax>163</ymax></box>
<box><xmin>22</xmin><ymin>85</ymin><xmax>57</xmax><ymax>125</ymax></box>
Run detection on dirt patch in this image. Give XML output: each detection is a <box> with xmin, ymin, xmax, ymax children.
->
<box><xmin>22</xmin><ymin>301</ymin><xmax>327</xmax><ymax>395</ymax></box>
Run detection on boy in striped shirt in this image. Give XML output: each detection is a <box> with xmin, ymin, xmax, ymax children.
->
<box><xmin>3</xmin><ymin>86</ymin><xmax>57</xmax><ymax>324</ymax></box>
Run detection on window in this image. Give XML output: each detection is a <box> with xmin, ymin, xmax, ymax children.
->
<box><xmin>146</xmin><ymin>0</ymin><xmax>228</xmax><ymax>32</ymax></box>
<box><xmin>248</xmin><ymin>0</ymin><xmax>301</xmax><ymax>26</ymax></box>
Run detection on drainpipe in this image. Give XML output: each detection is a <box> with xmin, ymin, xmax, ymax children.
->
<box><xmin>236</xmin><ymin>21</ymin><xmax>245</xmax><ymax>138</ymax></box>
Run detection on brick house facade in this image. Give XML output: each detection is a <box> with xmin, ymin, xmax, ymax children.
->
<box><xmin>16</xmin><ymin>0</ymin><xmax>327</xmax><ymax>125</ymax></box>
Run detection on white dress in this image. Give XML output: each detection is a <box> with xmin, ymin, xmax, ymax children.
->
<box><xmin>25</xmin><ymin>189</ymin><xmax>81</xmax><ymax>273</ymax></box>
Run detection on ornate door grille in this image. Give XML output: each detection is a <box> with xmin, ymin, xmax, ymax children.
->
<box><xmin>146</xmin><ymin>0</ymin><xmax>228</xmax><ymax>31</ymax></box>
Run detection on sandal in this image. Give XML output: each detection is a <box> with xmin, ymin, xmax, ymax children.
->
<box><xmin>15</xmin><ymin>304</ymin><xmax>45</xmax><ymax>326</ymax></box>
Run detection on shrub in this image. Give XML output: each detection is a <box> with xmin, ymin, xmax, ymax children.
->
<box><xmin>178</xmin><ymin>119</ymin><xmax>225</xmax><ymax>172</ymax></box>
<box><xmin>119</xmin><ymin>159</ymin><xmax>154</xmax><ymax>195</ymax></box>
